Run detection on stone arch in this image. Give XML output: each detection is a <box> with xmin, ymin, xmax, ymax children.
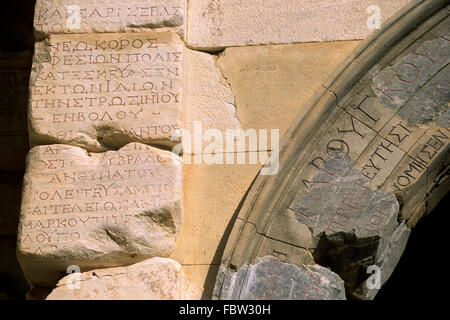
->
<box><xmin>213</xmin><ymin>0</ymin><xmax>449</xmax><ymax>300</ymax></box>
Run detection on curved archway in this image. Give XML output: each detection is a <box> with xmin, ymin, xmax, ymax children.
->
<box><xmin>213</xmin><ymin>0</ymin><xmax>449</xmax><ymax>300</ymax></box>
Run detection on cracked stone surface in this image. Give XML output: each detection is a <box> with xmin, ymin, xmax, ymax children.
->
<box><xmin>0</xmin><ymin>175</ymin><xmax>23</xmax><ymax>236</ymax></box>
<box><xmin>46</xmin><ymin>257</ymin><xmax>201</xmax><ymax>300</ymax></box>
<box><xmin>290</xmin><ymin>156</ymin><xmax>399</xmax><ymax>243</ymax></box>
<box><xmin>288</xmin><ymin>155</ymin><xmax>401</xmax><ymax>297</ymax></box>
<box><xmin>7</xmin><ymin>0</ymin><xmax>449</xmax><ymax>300</ymax></box>
<box><xmin>29</xmin><ymin>32</ymin><xmax>183</xmax><ymax>152</ymax></box>
<box><xmin>17</xmin><ymin>142</ymin><xmax>182</xmax><ymax>287</ymax></box>
<box><xmin>183</xmin><ymin>47</ymin><xmax>241</xmax><ymax>151</ymax></box>
<box><xmin>34</xmin><ymin>0</ymin><xmax>185</xmax><ymax>38</ymax></box>
<box><xmin>372</xmin><ymin>36</ymin><xmax>449</xmax><ymax>127</ymax></box>
<box><xmin>213</xmin><ymin>2</ymin><xmax>449</xmax><ymax>300</ymax></box>
<box><xmin>186</xmin><ymin>0</ymin><xmax>410</xmax><ymax>50</ymax></box>
<box><xmin>214</xmin><ymin>256</ymin><xmax>345</xmax><ymax>300</ymax></box>
<box><xmin>215</xmin><ymin>41</ymin><xmax>361</xmax><ymax>148</ymax></box>
<box><xmin>170</xmin><ymin>41</ymin><xmax>362</xmax><ymax>293</ymax></box>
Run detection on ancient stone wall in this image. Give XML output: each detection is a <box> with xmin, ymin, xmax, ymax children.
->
<box><xmin>213</xmin><ymin>0</ymin><xmax>449</xmax><ymax>300</ymax></box>
<box><xmin>0</xmin><ymin>0</ymin><xmax>447</xmax><ymax>300</ymax></box>
<box><xmin>16</xmin><ymin>0</ymin><xmax>201</xmax><ymax>298</ymax></box>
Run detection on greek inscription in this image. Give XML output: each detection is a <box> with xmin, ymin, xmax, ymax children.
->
<box><xmin>30</xmin><ymin>32</ymin><xmax>183</xmax><ymax>149</ymax></box>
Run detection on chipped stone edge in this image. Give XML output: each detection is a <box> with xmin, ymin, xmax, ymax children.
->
<box><xmin>213</xmin><ymin>256</ymin><xmax>346</xmax><ymax>300</ymax></box>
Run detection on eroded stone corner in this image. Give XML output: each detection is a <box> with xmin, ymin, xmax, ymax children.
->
<box><xmin>289</xmin><ymin>155</ymin><xmax>410</xmax><ymax>299</ymax></box>
<box><xmin>182</xmin><ymin>47</ymin><xmax>241</xmax><ymax>149</ymax></box>
<box><xmin>372</xmin><ymin>36</ymin><xmax>449</xmax><ymax>127</ymax></box>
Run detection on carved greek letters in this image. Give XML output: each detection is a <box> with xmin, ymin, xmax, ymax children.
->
<box><xmin>17</xmin><ymin>142</ymin><xmax>182</xmax><ymax>286</ymax></box>
<box><xmin>34</xmin><ymin>0</ymin><xmax>185</xmax><ymax>35</ymax></box>
<box><xmin>29</xmin><ymin>32</ymin><xmax>183</xmax><ymax>151</ymax></box>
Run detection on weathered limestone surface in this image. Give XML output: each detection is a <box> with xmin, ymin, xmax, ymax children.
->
<box><xmin>215</xmin><ymin>256</ymin><xmax>345</xmax><ymax>300</ymax></box>
<box><xmin>372</xmin><ymin>36</ymin><xmax>449</xmax><ymax>126</ymax></box>
<box><xmin>214</xmin><ymin>1</ymin><xmax>449</xmax><ymax>300</ymax></box>
<box><xmin>0</xmin><ymin>55</ymin><xmax>28</xmax><ymax>235</ymax></box>
<box><xmin>186</xmin><ymin>0</ymin><xmax>410</xmax><ymax>50</ymax></box>
<box><xmin>22</xmin><ymin>0</ymin><xmax>189</xmax><ymax>296</ymax></box>
<box><xmin>29</xmin><ymin>32</ymin><xmax>183</xmax><ymax>151</ymax></box>
<box><xmin>216</xmin><ymin>41</ymin><xmax>361</xmax><ymax>149</ymax></box>
<box><xmin>181</xmin><ymin>264</ymin><xmax>219</xmax><ymax>299</ymax></box>
<box><xmin>34</xmin><ymin>0</ymin><xmax>185</xmax><ymax>38</ymax></box>
<box><xmin>170</xmin><ymin>41</ymin><xmax>361</xmax><ymax>295</ymax></box>
<box><xmin>180</xmin><ymin>41</ymin><xmax>360</xmax><ymax>157</ymax></box>
<box><xmin>0</xmin><ymin>237</ymin><xmax>29</xmax><ymax>299</ymax></box>
<box><xmin>17</xmin><ymin>142</ymin><xmax>182</xmax><ymax>287</ymax></box>
<box><xmin>46</xmin><ymin>257</ymin><xmax>201</xmax><ymax>300</ymax></box>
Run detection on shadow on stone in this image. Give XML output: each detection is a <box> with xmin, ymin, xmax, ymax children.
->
<box><xmin>201</xmin><ymin>174</ymin><xmax>259</xmax><ymax>299</ymax></box>
<box><xmin>375</xmin><ymin>193</ymin><xmax>448</xmax><ymax>301</ymax></box>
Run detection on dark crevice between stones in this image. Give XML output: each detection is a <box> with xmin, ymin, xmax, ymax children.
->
<box><xmin>375</xmin><ymin>192</ymin><xmax>448</xmax><ymax>301</ymax></box>
<box><xmin>312</xmin><ymin>191</ymin><xmax>449</xmax><ymax>301</ymax></box>
<box><xmin>0</xmin><ymin>0</ymin><xmax>35</xmax><ymax>51</ymax></box>
<box><xmin>184</xmin><ymin>43</ymin><xmax>226</xmax><ymax>55</ymax></box>
<box><xmin>312</xmin><ymin>231</ymin><xmax>380</xmax><ymax>300</ymax></box>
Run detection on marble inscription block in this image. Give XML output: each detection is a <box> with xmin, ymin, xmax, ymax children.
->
<box><xmin>34</xmin><ymin>0</ymin><xmax>185</xmax><ymax>37</ymax></box>
<box><xmin>29</xmin><ymin>32</ymin><xmax>183</xmax><ymax>151</ymax></box>
<box><xmin>46</xmin><ymin>258</ymin><xmax>201</xmax><ymax>300</ymax></box>
<box><xmin>17</xmin><ymin>142</ymin><xmax>182</xmax><ymax>286</ymax></box>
